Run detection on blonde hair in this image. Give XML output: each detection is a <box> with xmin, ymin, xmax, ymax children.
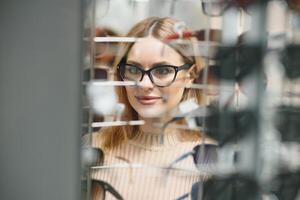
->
<box><xmin>99</xmin><ymin>17</ymin><xmax>204</xmax><ymax>150</ymax></box>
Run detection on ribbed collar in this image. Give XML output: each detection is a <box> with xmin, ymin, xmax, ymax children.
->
<box><xmin>127</xmin><ymin>129</ymin><xmax>184</xmax><ymax>151</ymax></box>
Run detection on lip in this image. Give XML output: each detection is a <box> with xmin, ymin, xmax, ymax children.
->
<box><xmin>135</xmin><ymin>96</ymin><xmax>162</xmax><ymax>105</ymax></box>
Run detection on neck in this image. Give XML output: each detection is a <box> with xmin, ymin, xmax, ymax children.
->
<box><xmin>139</xmin><ymin>118</ymin><xmax>164</xmax><ymax>135</ymax></box>
<box><xmin>129</xmin><ymin>126</ymin><xmax>183</xmax><ymax>150</ymax></box>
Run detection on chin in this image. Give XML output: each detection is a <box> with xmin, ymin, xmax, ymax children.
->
<box><xmin>136</xmin><ymin>106</ymin><xmax>168</xmax><ymax>119</ymax></box>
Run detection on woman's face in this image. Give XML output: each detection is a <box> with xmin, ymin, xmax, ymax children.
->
<box><xmin>124</xmin><ymin>36</ymin><xmax>192</xmax><ymax>119</ymax></box>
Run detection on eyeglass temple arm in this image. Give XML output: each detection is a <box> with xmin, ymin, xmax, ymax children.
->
<box><xmin>175</xmin><ymin>192</ymin><xmax>190</xmax><ymax>200</ymax></box>
<box><xmin>103</xmin><ymin>181</ymin><xmax>124</xmax><ymax>200</ymax></box>
<box><xmin>162</xmin><ymin>106</ymin><xmax>209</xmax><ymax>134</ymax></box>
<box><xmin>180</xmin><ymin>63</ymin><xmax>193</xmax><ymax>70</ymax></box>
<box><xmin>168</xmin><ymin>151</ymin><xmax>194</xmax><ymax>169</ymax></box>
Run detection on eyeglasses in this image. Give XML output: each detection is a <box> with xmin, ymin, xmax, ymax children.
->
<box><xmin>81</xmin><ymin>179</ymin><xmax>124</xmax><ymax>200</ymax></box>
<box><xmin>281</xmin><ymin>44</ymin><xmax>300</xmax><ymax>80</ymax></box>
<box><xmin>195</xmin><ymin>107</ymin><xmax>256</xmax><ymax>146</ymax></box>
<box><xmin>275</xmin><ymin>105</ymin><xmax>300</xmax><ymax>142</ymax></box>
<box><xmin>271</xmin><ymin>170</ymin><xmax>300</xmax><ymax>200</ymax></box>
<box><xmin>194</xmin><ymin>64</ymin><xmax>267</xmax><ymax>96</ymax></box>
<box><xmin>201</xmin><ymin>0</ymin><xmax>230</xmax><ymax>17</ymax></box>
<box><xmin>118</xmin><ymin>59</ymin><xmax>193</xmax><ymax>87</ymax></box>
<box><xmin>191</xmin><ymin>174</ymin><xmax>261</xmax><ymax>200</ymax></box>
<box><xmin>191</xmin><ymin>171</ymin><xmax>300</xmax><ymax>200</ymax></box>
<box><xmin>201</xmin><ymin>0</ymin><xmax>257</xmax><ymax>17</ymax></box>
<box><xmin>216</xmin><ymin>45</ymin><xmax>264</xmax><ymax>81</ymax></box>
<box><xmin>169</xmin><ymin>144</ymin><xmax>218</xmax><ymax>169</ymax></box>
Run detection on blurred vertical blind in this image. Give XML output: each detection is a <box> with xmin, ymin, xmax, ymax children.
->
<box><xmin>0</xmin><ymin>0</ymin><xmax>82</xmax><ymax>200</ymax></box>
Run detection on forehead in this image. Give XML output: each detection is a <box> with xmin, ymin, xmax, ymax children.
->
<box><xmin>127</xmin><ymin>36</ymin><xmax>183</xmax><ymax>65</ymax></box>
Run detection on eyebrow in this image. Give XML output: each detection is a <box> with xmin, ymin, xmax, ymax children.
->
<box><xmin>126</xmin><ymin>60</ymin><xmax>179</xmax><ymax>68</ymax></box>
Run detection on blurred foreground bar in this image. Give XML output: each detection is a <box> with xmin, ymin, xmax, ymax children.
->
<box><xmin>0</xmin><ymin>1</ymin><xmax>82</xmax><ymax>200</ymax></box>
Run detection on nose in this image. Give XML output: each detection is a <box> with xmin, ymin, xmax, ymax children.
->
<box><xmin>138</xmin><ymin>73</ymin><xmax>154</xmax><ymax>88</ymax></box>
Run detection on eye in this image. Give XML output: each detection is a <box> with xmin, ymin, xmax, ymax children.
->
<box><xmin>152</xmin><ymin>66</ymin><xmax>174</xmax><ymax>76</ymax></box>
<box><xmin>126</xmin><ymin>65</ymin><xmax>141</xmax><ymax>75</ymax></box>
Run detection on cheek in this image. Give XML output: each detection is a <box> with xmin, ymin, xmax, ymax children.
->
<box><xmin>163</xmin><ymin>86</ymin><xmax>185</xmax><ymax>109</ymax></box>
<box><xmin>164</xmin><ymin>76</ymin><xmax>189</xmax><ymax>106</ymax></box>
<box><xmin>124</xmin><ymin>86</ymin><xmax>135</xmax><ymax>104</ymax></box>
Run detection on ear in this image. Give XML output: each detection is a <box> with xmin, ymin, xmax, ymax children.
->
<box><xmin>186</xmin><ymin>64</ymin><xmax>196</xmax><ymax>84</ymax></box>
<box><xmin>187</xmin><ymin>75</ymin><xmax>194</xmax><ymax>84</ymax></box>
<box><xmin>184</xmin><ymin>73</ymin><xmax>195</xmax><ymax>85</ymax></box>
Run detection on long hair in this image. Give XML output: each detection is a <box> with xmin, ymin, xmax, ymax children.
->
<box><xmin>99</xmin><ymin>17</ymin><xmax>204</xmax><ymax>150</ymax></box>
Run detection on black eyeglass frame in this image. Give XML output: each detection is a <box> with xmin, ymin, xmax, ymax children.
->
<box><xmin>95</xmin><ymin>180</ymin><xmax>123</xmax><ymax>200</ymax></box>
<box><xmin>118</xmin><ymin>59</ymin><xmax>193</xmax><ymax>87</ymax></box>
<box><xmin>82</xmin><ymin>179</ymin><xmax>124</xmax><ymax>200</ymax></box>
<box><xmin>168</xmin><ymin>143</ymin><xmax>218</xmax><ymax>169</ymax></box>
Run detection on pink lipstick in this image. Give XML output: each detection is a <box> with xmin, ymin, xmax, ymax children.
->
<box><xmin>136</xmin><ymin>96</ymin><xmax>162</xmax><ymax>105</ymax></box>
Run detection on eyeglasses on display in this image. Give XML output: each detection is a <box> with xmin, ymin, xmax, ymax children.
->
<box><xmin>195</xmin><ymin>107</ymin><xmax>257</xmax><ymax>146</ymax></box>
<box><xmin>201</xmin><ymin>0</ymin><xmax>258</xmax><ymax>17</ymax></box>
<box><xmin>270</xmin><ymin>170</ymin><xmax>300</xmax><ymax>200</ymax></box>
<box><xmin>275</xmin><ymin>105</ymin><xmax>300</xmax><ymax>142</ymax></box>
<box><xmin>191</xmin><ymin>174</ymin><xmax>262</xmax><ymax>200</ymax></box>
<box><xmin>169</xmin><ymin>144</ymin><xmax>218</xmax><ymax>169</ymax></box>
<box><xmin>215</xmin><ymin>45</ymin><xmax>264</xmax><ymax>81</ymax></box>
<box><xmin>81</xmin><ymin>179</ymin><xmax>124</xmax><ymax>200</ymax></box>
<box><xmin>201</xmin><ymin>0</ymin><xmax>230</xmax><ymax>17</ymax></box>
<box><xmin>281</xmin><ymin>44</ymin><xmax>300</xmax><ymax>80</ymax></box>
<box><xmin>194</xmin><ymin>64</ymin><xmax>267</xmax><ymax>96</ymax></box>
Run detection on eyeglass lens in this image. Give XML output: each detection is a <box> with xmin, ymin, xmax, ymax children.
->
<box><xmin>193</xmin><ymin>144</ymin><xmax>218</xmax><ymax>166</ymax></box>
<box><xmin>195</xmin><ymin>109</ymin><xmax>256</xmax><ymax>146</ymax></box>
<box><xmin>201</xmin><ymin>0</ymin><xmax>229</xmax><ymax>16</ymax></box>
<box><xmin>191</xmin><ymin>175</ymin><xmax>261</xmax><ymax>200</ymax></box>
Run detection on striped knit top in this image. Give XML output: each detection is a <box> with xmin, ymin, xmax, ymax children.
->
<box><xmin>83</xmin><ymin>130</ymin><xmax>216</xmax><ymax>200</ymax></box>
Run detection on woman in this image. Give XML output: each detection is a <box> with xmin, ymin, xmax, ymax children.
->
<box><xmin>83</xmin><ymin>16</ymin><xmax>217</xmax><ymax>200</ymax></box>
